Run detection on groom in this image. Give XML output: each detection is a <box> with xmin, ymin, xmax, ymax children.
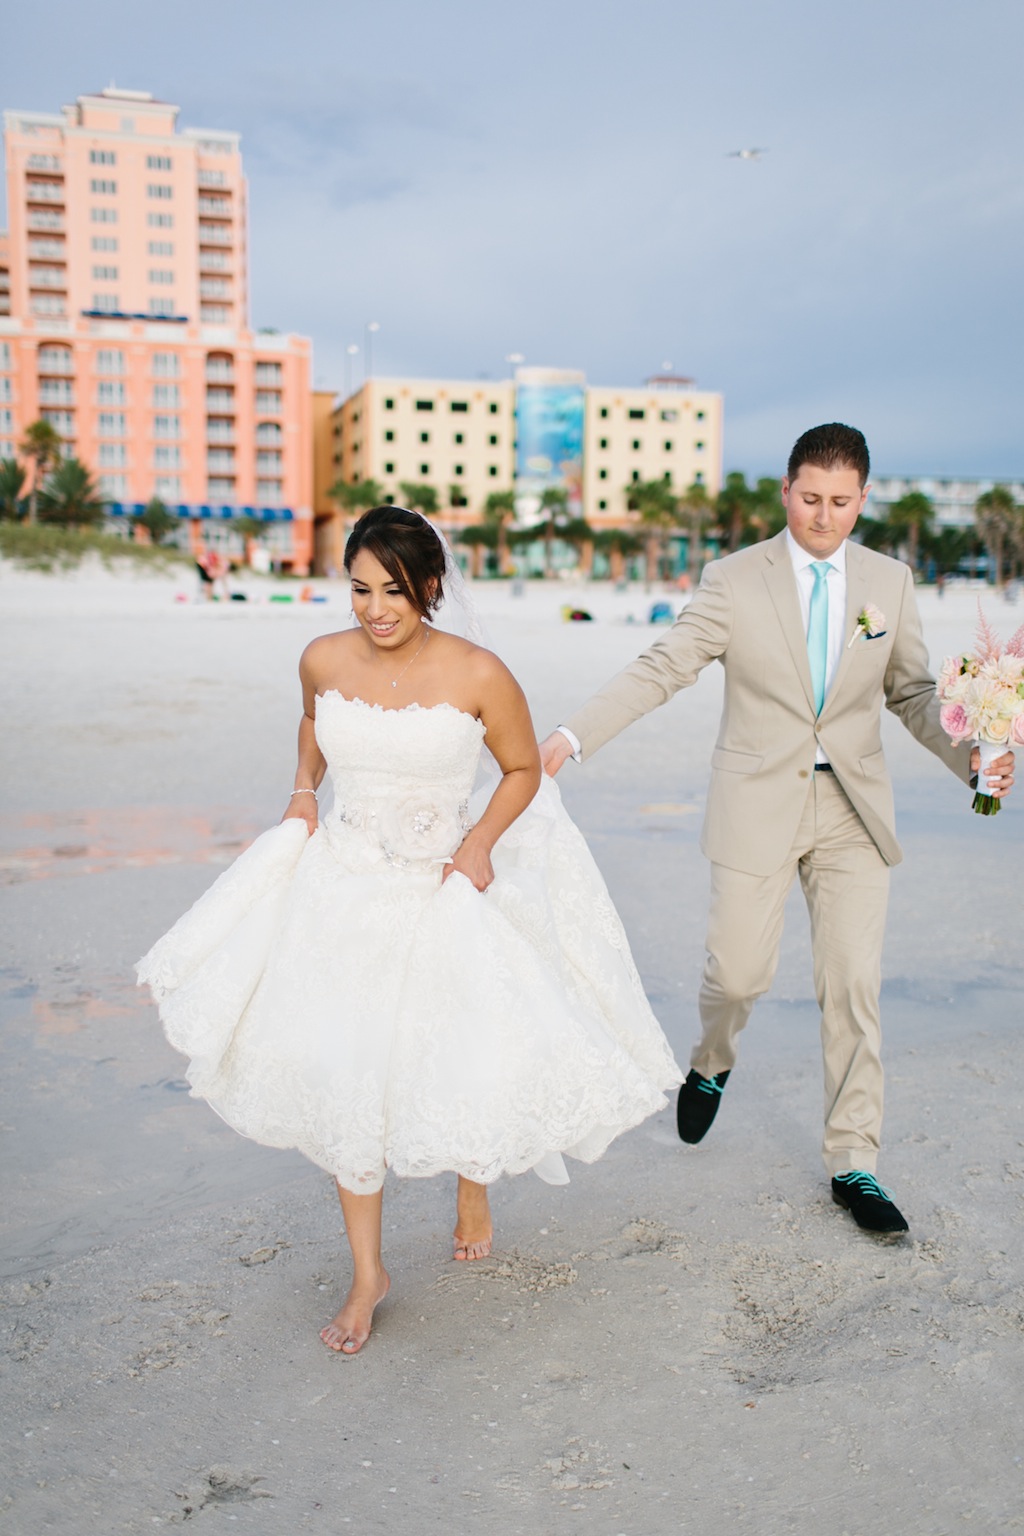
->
<box><xmin>541</xmin><ymin>423</ymin><xmax>1015</xmax><ymax>1235</ymax></box>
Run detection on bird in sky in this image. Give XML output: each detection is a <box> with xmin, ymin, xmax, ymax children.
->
<box><xmin>727</xmin><ymin>147</ymin><xmax>768</xmax><ymax>160</ymax></box>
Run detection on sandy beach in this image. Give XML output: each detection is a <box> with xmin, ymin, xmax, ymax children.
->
<box><xmin>2</xmin><ymin>560</ymin><xmax>1022</xmax><ymax>1534</ymax></box>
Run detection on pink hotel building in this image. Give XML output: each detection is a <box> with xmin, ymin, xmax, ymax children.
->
<box><xmin>0</xmin><ymin>88</ymin><xmax>313</xmax><ymax>571</ymax></box>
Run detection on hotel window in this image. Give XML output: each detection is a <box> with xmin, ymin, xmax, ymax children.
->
<box><xmin>147</xmin><ymin>212</ymin><xmax>173</xmax><ymax>228</ymax></box>
<box><xmin>147</xmin><ymin>184</ymin><xmax>173</xmax><ymax>199</ymax></box>
<box><xmin>598</xmin><ymin>407</ymin><xmax>609</xmax><ymax>419</ymax></box>
<box><xmin>453</xmin><ymin>432</ymin><xmax>464</xmax><ymax>445</ymax></box>
<box><xmin>149</xmin><ymin>269</ymin><xmax>174</xmax><ymax>284</ymax></box>
<box><xmin>660</xmin><ymin>409</ymin><xmax>678</xmax><ymax>423</ymax></box>
<box><xmin>631</xmin><ymin>470</ymin><xmax>640</xmax><ymax>483</ymax></box>
<box><xmin>488</xmin><ymin>402</ymin><xmax>499</xmax><ymax>415</ymax></box>
<box><xmin>0</xmin><ymin>380</ymin><xmax>12</xmax><ymax>403</ymax></box>
<box><xmin>255</xmin><ymin>362</ymin><xmax>282</xmax><ymax>384</ymax></box>
<box><xmin>255</xmin><ymin>391</ymin><xmax>282</xmax><ymax>413</ymax></box>
<box><xmin>256</xmin><ymin>480</ymin><xmax>284</xmax><ymax>503</ymax></box>
<box><xmin>415</xmin><ymin>400</ymin><xmax>434</xmax><ymax>412</ymax></box>
<box><xmin>149</xmin><ymin>298</ymin><xmax>176</xmax><ymax>316</ymax></box>
<box><xmin>695</xmin><ymin>440</ymin><xmax>705</xmax><ymax>452</ymax></box>
<box><xmin>450</xmin><ymin>401</ymin><xmax>469</xmax><ymax>413</ymax></box>
<box><xmin>384</xmin><ymin>398</ymin><xmax>395</xmax><ymax>410</ymax></box>
<box><xmin>97</xmin><ymin>442</ymin><xmax>127</xmax><ymax>467</ymax></box>
<box><xmin>384</xmin><ymin>461</ymin><xmax>395</xmax><ymax>473</ymax></box>
<box><xmin>631</xmin><ymin>439</ymin><xmax>642</xmax><ymax>451</ymax></box>
<box><xmin>598</xmin><ymin>499</ymin><xmax>608</xmax><ymax>511</ymax></box>
<box><xmin>146</xmin><ymin>155</ymin><xmax>172</xmax><ymax>170</ymax></box>
<box><xmin>663</xmin><ymin>440</ymin><xmax>674</xmax><ymax>452</ymax></box>
<box><xmin>89</xmin><ymin>149</ymin><xmax>116</xmax><ymax>165</ymax></box>
<box><xmin>153</xmin><ymin>384</ymin><xmax>180</xmax><ymax>407</ymax></box>
<box><xmin>154</xmin><ymin>445</ymin><xmax>182</xmax><ymax>468</ymax></box>
<box><xmin>598</xmin><ymin>468</ymin><xmax>608</xmax><ymax>480</ymax></box>
<box><xmin>453</xmin><ymin>464</ymin><xmax>464</xmax><ymax>477</ymax></box>
<box><xmin>256</xmin><ymin>450</ymin><xmax>282</xmax><ymax>470</ymax></box>
<box><xmin>417</xmin><ymin>463</ymin><xmax>429</xmax><ymax>475</ymax></box>
<box><xmin>663</xmin><ymin>471</ymin><xmax>673</xmax><ymax>484</ymax></box>
<box><xmin>91</xmin><ymin>294</ymin><xmax>120</xmax><ymax>312</ymax></box>
<box><xmin>419</xmin><ymin>431</ymin><xmax>430</xmax><ymax>444</ymax></box>
<box><xmin>148</xmin><ymin>240</ymin><xmax>174</xmax><ymax>256</ymax></box>
<box><xmin>38</xmin><ymin>345</ymin><xmax>74</xmax><ymax>372</ymax></box>
<box><xmin>598</xmin><ymin>437</ymin><xmax>609</xmax><ymax>449</ymax></box>
<box><xmin>207</xmin><ymin>449</ymin><xmax>236</xmax><ymax>471</ymax></box>
<box><xmin>97</xmin><ymin>380</ymin><xmax>126</xmax><ymax>405</ymax></box>
<box><xmin>31</xmin><ymin>295</ymin><xmax>67</xmax><ymax>315</ymax></box>
<box><xmin>98</xmin><ymin>412</ymin><xmax>126</xmax><ymax>437</ymax></box>
<box><xmin>41</xmin><ymin>410</ymin><xmax>74</xmax><ymax>435</ymax></box>
<box><xmin>91</xmin><ymin>207</ymin><xmax>117</xmax><ymax>223</ymax></box>
<box><xmin>696</xmin><ymin>410</ymin><xmax>705</xmax><ymax>421</ymax></box>
<box><xmin>201</xmin><ymin>306</ymin><xmax>229</xmax><ymax>322</ymax></box>
<box><xmin>92</xmin><ymin>265</ymin><xmax>118</xmax><ymax>280</ymax></box>
<box><xmin>153</xmin><ymin>415</ymin><xmax>181</xmax><ymax>439</ymax></box>
<box><xmin>91</xmin><ymin>237</ymin><xmax>118</xmax><ymax>252</ymax></box>
<box><xmin>488</xmin><ymin>466</ymin><xmax>498</xmax><ymax>477</ymax></box>
<box><xmin>208</xmin><ymin>478</ymin><xmax>235</xmax><ymax>497</ymax></box>
<box><xmin>99</xmin><ymin>473</ymin><xmax>128</xmax><ymax>498</ymax></box>
<box><xmin>90</xmin><ymin>178</ymin><xmax>117</xmax><ymax>194</ymax></box>
<box><xmin>628</xmin><ymin>408</ymin><xmax>645</xmax><ymax>420</ymax></box>
<box><xmin>488</xmin><ymin>434</ymin><xmax>498</xmax><ymax>446</ymax></box>
<box><xmin>96</xmin><ymin>349</ymin><xmax>124</xmax><ymax>375</ymax></box>
<box><xmin>694</xmin><ymin>470</ymin><xmax>705</xmax><ymax>483</ymax></box>
<box><xmin>255</xmin><ymin>422</ymin><xmax>282</xmax><ymax>444</ymax></box>
<box><xmin>152</xmin><ymin>352</ymin><xmax>180</xmax><ymax>377</ymax></box>
<box><xmin>155</xmin><ymin>475</ymin><xmax>181</xmax><ymax>499</ymax></box>
<box><xmin>206</xmin><ymin>388</ymin><xmax>234</xmax><ymax>409</ymax></box>
<box><xmin>384</xmin><ymin>430</ymin><xmax>395</xmax><ymax>442</ymax></box>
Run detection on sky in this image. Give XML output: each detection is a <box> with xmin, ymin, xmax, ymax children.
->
<box><xmin>2</xmin><ymin>0</ymin><xmax>1021</xmax><ymax>479</ymax></box>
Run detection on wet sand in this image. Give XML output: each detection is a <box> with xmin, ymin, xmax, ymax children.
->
<box><xmin>2</xmin><ymin>561</ymin><xmax>1022</xmax><ymax>1533</ymax></box>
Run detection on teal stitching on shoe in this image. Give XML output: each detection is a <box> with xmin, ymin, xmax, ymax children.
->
<box><xmin>835</xmin><ymin>1171</ymin><xmax>894</xmax><ymax>1201</ymax></box>
<box><xmin>696</xmin><ymin>1075</ymin><xmax>726</xmax><ymax>1097</ymax></box>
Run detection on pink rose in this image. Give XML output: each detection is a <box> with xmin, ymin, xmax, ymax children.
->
<box><xmin>1011</xmin><ymin>712</ymin><xmax>1024</xmax><ymax>745</ymax></box>
<box><xmin>939</xmin><ymin>702</ymin><xmax>972</xmax><ymax>742</ymax></box>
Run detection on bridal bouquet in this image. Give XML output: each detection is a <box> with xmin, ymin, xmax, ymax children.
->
<box><xmin>936</xmin><ymin>607</ymin><xmax>1024</xmax><ymax>815</ymax></box>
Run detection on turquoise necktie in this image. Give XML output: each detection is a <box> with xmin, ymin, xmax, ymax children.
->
<box><xmin>807</xmin><ymin>561</ymin><xmax>831</xmax><ymax>714</ymax></box>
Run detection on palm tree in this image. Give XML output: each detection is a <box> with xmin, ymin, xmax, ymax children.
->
<box><xmin>748</xmin><ymin>477</ymin><xmax>785</xmax><ymax>542</ymax></box>
<box><xmin>559</xmin><ymin>516</ymin><xmax>595</xmax><ymax>577</ymax></box>
<box><xmin>328</xmin><ymin>477</ymin><xmax>386</xmax><ymax>516</ymax></box>
<box><xmin>628</xmin><ymin>478</ymin><xmax>679</xmax><ymax>584</ymax></box>
<box><xmin>456</xmin><ymin>524</ymin><xmax>496</xmax><ymax>578</ymax></box>
<box><xmin>537</xmin><ymin>486</ymin><xmax>570</xmax><ymax>576</ymax></box>
<box><xmin>886</xmin><ymin>491</ymin><xmax>935</xmax><ymax>576</ymax></box>
<box><xmin>593</xmin><ymin>526</ymin><xmax>644</xmax><ymax>582</ymax></box>
<box><xmin>398</xmin><ymin>482</ymin><xmax>440</xmax><ymax>519</ymax></box>
<box><xmin>132</xmin><ymin>496</ymin><xmax>179</xmax><ymax>545</ymax></box>
<box><xmin>679</xmin><ymin>480</ymin><xmax>713</xmax><ymax>585</ymax></box>
<box><xmin>0</xmin><ymin>457</ymin><xmax>27</xmax><ymax>521</ymax></box>
<box><xmin>975</xmin><ymin>485</ymin><xmax>1019</xmax><ymax>588</ymax></box>
<box><xmin>18</xmin><ymin>419</ymin><xmax>63</xmax><ymax>525</ymax></box>
<box><xmin>37</xmin><ymin>457</ymin><xmax>105</xmax><ymax>527</ymax></box>
<box><xmin>717</xmin><ymin>471</ymin><xmax>753</xmax><ymax>553</ymax></box>
<box><xmin>483</xmin><ymin>489</ymin><xmax>516</xmax><ymax>575</ymax></box>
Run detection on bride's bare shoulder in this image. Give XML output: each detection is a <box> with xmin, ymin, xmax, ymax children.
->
<box><xmin>299</xmin><ymin>628</ymin><xmax>360</xmax><ymax>679</ymax></box>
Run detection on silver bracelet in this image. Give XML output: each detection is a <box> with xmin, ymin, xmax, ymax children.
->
<box><xmin>290</xmin><ymin>788</ymin><xmax>317</xmax><ymax>798</ymax></box>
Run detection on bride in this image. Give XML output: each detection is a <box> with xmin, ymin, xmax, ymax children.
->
<box><xmin>137</xmin><ymin>506</ymin><xmax>681</xmax><ymax>1354</ymax></box>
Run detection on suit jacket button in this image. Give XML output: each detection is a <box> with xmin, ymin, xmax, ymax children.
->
<box><xmin>798</xmin><ymin>769</ymin><xmax>809</xmax><ymax>779</ymax></box>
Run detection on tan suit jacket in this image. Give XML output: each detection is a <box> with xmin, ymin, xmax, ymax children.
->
<box><xmin>566</xmin><ymin>532</ymin><xmax>972</xmax><ymax>877</ymax></box>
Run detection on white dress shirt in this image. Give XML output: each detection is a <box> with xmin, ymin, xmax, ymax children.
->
<box><xmin>786</xmin><ymin>529</ymin><xmax>848</xmax><ymax>764</ymax></box>
<box><xmin>557</xmin><ymin>535</ymin><xmax>851</xmax><ymax>766</ymax></box>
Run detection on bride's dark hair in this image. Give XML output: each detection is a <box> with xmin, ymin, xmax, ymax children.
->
<box><xmin>344</xmin><ymin>505</ymin><xmax>446</xmax><ymax>619</ymax></box>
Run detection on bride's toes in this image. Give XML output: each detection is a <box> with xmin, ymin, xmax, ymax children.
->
<box><xmin>453</xmin><ymin>1233</ymin><xmax>493</xmax><ymax>1262</ymax></box>
<box><xmin>320</xmin><ymin>1272</ymin><xmax>390</xmax><ymax>1353</ymax></box>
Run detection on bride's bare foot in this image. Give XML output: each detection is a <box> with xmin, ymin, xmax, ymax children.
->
<box><xmin>320</xmin><ymin>1269</ymin><xmax>390</xmax><ymax>1354</ymax></box>
<box><xmin>454</xmin><ymin>1177</ymin><xmax>493</xmax><ymax>1261</ymax></box>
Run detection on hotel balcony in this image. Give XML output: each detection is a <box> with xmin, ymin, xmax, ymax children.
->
<box><xmin>29</xmin><ymin>267</ymin><xmax>67</xmax><ymax>290</ymax></box>
<box><xmin>206</xmin><ymin>422</ymin><xmax>236</xmax><ymax>444</ymax></box>
<box><xmin>205</xmin><ymin>361</ymin><xmax>235</xmax><ymax>383</ymax></box>
<box><xmin>37</xmin><ymin>349</ymin><xmax>75</xmax><ymax>375</ymax></box>
<box><xmin>27</xmin><ymin>210</ymin><xmax>65</xmax><ymax>231</ymax></box>
<box><xmin>198</xmin><ymin>251</ymin><xmax>230</xmax><ymax>272</ymax></box>
<box><xmin>25</xmin><ymin>180</ymin><xmax>65</xmax><ymax>204</ymax></box>
<box><xmin>39</xmin><ymin>381</ymin><xmax>75</xmax><ymax>405</ymax></box>
<box><xmin>198</xmin><ymin>225</ymin><xmax>233</xmax><ymax>246</ymax></box>
<box><xmin>26</xmin><ymin>154</ymin><xmax>62</xmax><ymax>172</ymax></box>
<box><xmin>197</xmin><ymin>196</ymin><xmax>231</xmax><ymax>218</ymax></box>
<box><xmin>197</xmin><ymin>170</ymin><xmax>227</xmax><ymax>188</ymax></box>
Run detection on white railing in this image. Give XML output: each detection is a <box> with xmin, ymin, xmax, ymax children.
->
<box><xmin>30</xmin><ymin>268</ymin><xmax>67</xmax><ymax>289</ymax></box>
<box><xmin>37</xmin><ymin>349</ymin><xmax>75</xmax><ymax>374</ymax></box>
<box><xmin>39</xmin><ymin>382</ymin><xmax>75</xmax><ymax>404</ymax></box>
<box><xmin>197</xmin><ymin>197</ymin><xmax>231</xmax><ymax>216</ymax></box>
<box><xmin>197</xmin><ymin>170</ymin><xmax>226</xmax><ymax>188</ymax></box>
<box><xmin>27</xmin><ymin>211</ymin><xmax>64</xmax><ymax>230</ymax></box>
<box><xmin>198</xmin><ymin>226</ymin><xmax>232</xmax><ymax>245</ymax></box>
<box><xmin>205</xmin><ymin>363</ymin><xmax>235</xmax><ymax>382</ymax></box>
<box><xmin>27</xmin><ymin>154</ymin><xmax>62</xmax><ymax>172</ymax></box>
<box><xmin>25</xmin><ymin>181</ymin><xmax>64</xmax><ymax>203</ymax></box>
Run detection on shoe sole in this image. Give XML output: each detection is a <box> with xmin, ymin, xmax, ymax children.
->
<box><xmin>831</xmin><ymin>1189</ymin><xmax>909</xmax><ymax>1236</ymax></box>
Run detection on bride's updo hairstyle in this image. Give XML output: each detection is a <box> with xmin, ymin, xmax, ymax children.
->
<box><xmin>344</xmin><ymin>505</ymin><xmax>446</xmax><ymax>620</ymax></box>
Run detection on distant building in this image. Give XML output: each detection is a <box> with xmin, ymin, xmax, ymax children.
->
<box><xmin>0</xmin><ymin>87</ymin><xmax>313</xmax><ymax>571</ymax></box>
<box><xmin>318</xmin><ymin>367</ymin><xmax>722</xmax><ymax>572</ymax></box>
<box><xmin>870</xmin><ymin>475</ymin><xmax>1024</xmax><ymax>528</ymax></box>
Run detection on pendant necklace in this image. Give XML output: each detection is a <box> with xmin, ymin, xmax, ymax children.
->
<box><xmin>379</xmin><ymin>625</ymin><xmax>431</xmax><ymax>689</ymax></box>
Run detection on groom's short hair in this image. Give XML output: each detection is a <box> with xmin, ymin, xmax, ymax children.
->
<box><xmin>788</xmin><ymin>423</ymin><xmax>870</xmax><ymax>486</ymax></box>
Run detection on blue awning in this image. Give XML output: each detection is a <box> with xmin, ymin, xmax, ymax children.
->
<box><xmin>107</xmin><ymin>501</ymin><xmax>295</xmax><ymax>521</ymax></box>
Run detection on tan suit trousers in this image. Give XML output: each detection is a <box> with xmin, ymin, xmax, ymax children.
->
<box><xmin>693</xmin><ymin>771</ymin><xmax>890</xmax><ymax>1175</ymax></box>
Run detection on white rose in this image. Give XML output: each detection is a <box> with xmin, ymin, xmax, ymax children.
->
<box><xmin>381</xmin><ymin>794</ymin><xmax>464</xmax><ymax>864</ymax></box>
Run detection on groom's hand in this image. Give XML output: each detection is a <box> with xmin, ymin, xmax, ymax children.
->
<box><xmin>539</xmin><ymin>731</ymin><xmax>575</xmax><ymax>778</ymax></box>
<box><xmin>970</xmin><ymin>747</ymin><xmax>1015</xmax><ymax>798</ymax></box>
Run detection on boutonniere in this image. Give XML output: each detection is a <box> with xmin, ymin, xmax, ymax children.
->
<box><xmin>847</xmin><ymin>603</ymin><xmax>887</xmax><ymax>648</ymax></box>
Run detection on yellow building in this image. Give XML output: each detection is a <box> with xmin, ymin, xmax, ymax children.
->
<box><xmin>316</xmin><ymin>367</ymin><xmax>723</xmax><ymax>572</ymax></box>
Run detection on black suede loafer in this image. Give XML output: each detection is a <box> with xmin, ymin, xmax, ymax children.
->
<box><xmin>831</xmin><ymin>1171</ymin><xmax>909</xmax><ymax>1234</ymax></box>
<box><xmin>676</xmin><ymin>1069</ymin><xmax>730</xmax><ymax>1144</ymax></box>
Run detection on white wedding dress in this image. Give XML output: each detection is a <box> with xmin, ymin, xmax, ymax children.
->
<box><xmin>137</xmin><ymin>692</ymin><xmax>681</xmax><ymax>1191</ymax></box>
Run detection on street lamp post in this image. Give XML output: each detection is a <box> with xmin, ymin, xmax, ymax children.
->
<box><xmin>344</xmin><ymin>343</ymin><xmax>359</xmax><ymax>400</ymax></box>
<box><xmin>365</xmin><ymin>321</ymin><xmax>380</xmax><ymax>379</ymax></box>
